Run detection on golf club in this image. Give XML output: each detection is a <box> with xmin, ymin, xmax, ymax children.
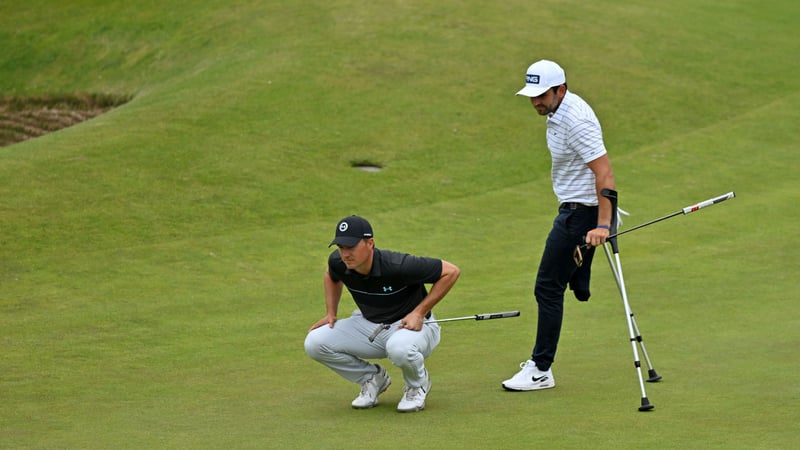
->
<box><xmin>426</xmin><ymin>310</ymin><xmax>521</xmax><ymax>323</ymax></box>
<box><xmin>368</xmin><ymin>311</ymin><xmax>521</xmax><ymax>342</ymax></box>
<box><xmin>578</xmin><ymin>191</ymin><xmax>736</xmax><ymax>252</ymax></box>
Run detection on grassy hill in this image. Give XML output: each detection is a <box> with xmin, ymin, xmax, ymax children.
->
<box><xmin>2</xmin><ymin>0</ymin><xmax>798</xmax><ymax>448</ymax></box>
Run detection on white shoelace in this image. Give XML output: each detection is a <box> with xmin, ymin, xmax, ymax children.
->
<box><xmin>403</xmin><ymin>385</ymin><xmax>426</xmax><ymax>401</ymax></box>
<box><xmin>359</xmin><ymin>383</ymin><xmax>372</xmax><ymax>397</ymax></box>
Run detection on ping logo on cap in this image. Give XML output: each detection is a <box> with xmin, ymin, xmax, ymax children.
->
<box><xmin>526</xmin><ymin>74</ymin><xmax>541</xmax><ymax>84</ymax></box>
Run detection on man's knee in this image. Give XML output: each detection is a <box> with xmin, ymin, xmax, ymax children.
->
<box><xmin>385</xmin><ymin>338</ymin><xmax>418</xmax><ymax>367</ymax></box>
<box><xmin>535</xmin><ymin>282</ymin><xmax>565</xmax><ymax>305</ymax></box>
<box><xmin>304</xmin><ymin>328</ymin><xmax>328</xmax><ymax>360</ymax></box>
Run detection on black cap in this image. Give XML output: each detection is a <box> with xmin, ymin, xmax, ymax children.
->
<box><xmin>329</xmin><ymin>215</ymin><xmax>374</xmax><ymax>247</ymax></box>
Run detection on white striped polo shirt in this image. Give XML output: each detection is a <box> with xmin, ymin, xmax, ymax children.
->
<box><xmin>545</xmin><ymin>90</ymin><xmax>607</xmax><ymax>205</ymax></box>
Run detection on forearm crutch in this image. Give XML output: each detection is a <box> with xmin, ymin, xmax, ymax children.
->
<box><xmin>601</xmin><ymin>188</ymin><xmax>656</xmax><ymax>411</ymax></box>
<box><xmin>601</xmin><ymin>244</ymin><xmax>662</xmax><ymax>383</ymax></box>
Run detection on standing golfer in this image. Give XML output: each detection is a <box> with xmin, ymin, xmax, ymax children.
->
<box><xmin>305</xmin><ymin>215</ymin><xmax>460</xmax><ymax>412</ymax></box>
<box><xmin>502</xmin><ymin>59</ymin><xmax>616</xmax><ymax>391</ymax></box>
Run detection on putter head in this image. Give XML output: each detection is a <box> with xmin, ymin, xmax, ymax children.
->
<box><xmin>368</xmin><ymin>323</ymin><xmax>390</xmax><ymax>342</ymax></box>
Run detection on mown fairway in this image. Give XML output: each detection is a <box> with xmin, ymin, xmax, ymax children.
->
<box><xmin>1</xmin><ymin>1</ymin><xmax>798</xmax><ymax>448</ymax></box>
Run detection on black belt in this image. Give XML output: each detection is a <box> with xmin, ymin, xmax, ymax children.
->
<box><xmin>560</xmin><ymin>202</ymin><xmax>596</xmax><ymax>210</ymax></box>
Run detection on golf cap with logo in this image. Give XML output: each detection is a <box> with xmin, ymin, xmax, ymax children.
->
<box><xmin>515</xmin><ymin>59</ymin><xmax>566</xmax><ymax>97</ymax></box>
<box><xmin>329</xmin><ymin>215</ymin><xmax>374</xmax><ymax>247</ymax></box>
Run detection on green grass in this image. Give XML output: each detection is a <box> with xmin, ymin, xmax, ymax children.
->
<box><xmin>1</xmin><ymin>0</ymin><xmax>799</xmax><ymax>448</ymax></box>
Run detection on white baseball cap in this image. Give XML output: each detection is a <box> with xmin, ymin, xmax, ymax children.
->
<box><xmin>515</xmin><ymin>60</ymin><xmax>566</xmax><ymax>97</ymax></box>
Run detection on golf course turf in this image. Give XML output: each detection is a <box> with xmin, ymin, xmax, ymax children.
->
<box><xmin>1</xmin><ymin>1</ymin><xmax>798</xmax><ymax>448</ymax></box>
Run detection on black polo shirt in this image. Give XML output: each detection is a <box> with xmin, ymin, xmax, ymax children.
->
<box><xmin>328</xmin><ymin>248</ymin><xmax>443</xmax><ymax>324</ymax></box>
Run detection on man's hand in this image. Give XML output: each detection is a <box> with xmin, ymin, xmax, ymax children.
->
<box><xmin>399</xmin><ymin>311</ymin><xmax>425</xmax><ymax>331</ymax></box>
<box><xmin>585</xmin><ymin>227</ymin><xmax>610</xmax><ymax>247</ymax></box>
<box><xmin>308</xmin><ymin>315</ymin><xmax>336</xmax><ymax>332</ymax></box>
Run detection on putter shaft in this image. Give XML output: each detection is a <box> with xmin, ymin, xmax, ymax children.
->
<box><xmin>368</xmin><ymin>310</ymin><xmax>520</xmax><ymax>339</ymax></box>
<box><xmin>580</xmin><ymin>191</ymin><xmax>735</xmax><ymax>250</ymax></box>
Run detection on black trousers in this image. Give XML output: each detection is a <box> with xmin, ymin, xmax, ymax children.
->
<box><xmin>531</xmin><ymin>204</ymin><xmax>598</xmax><ymax>371</ymax></box>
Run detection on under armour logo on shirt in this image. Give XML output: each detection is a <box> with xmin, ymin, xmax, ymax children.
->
<box><xmin>383</xmin><ymin>286</ymin><xmax>393</xmax><ymax>292</ymax></box>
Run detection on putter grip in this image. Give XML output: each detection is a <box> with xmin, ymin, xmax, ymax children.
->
<box><xmin>475</xmin><ymin>311</ymin><xmax>521</xmax><ymax>320</ymax></box>
<box><xmin>681</xmin><ymin>192</ymin><xmax>735</xmax><ymax>214</ymax></box>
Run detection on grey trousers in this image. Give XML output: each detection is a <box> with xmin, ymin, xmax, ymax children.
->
<box><xmin>304</xmin><ymin>310</ymin><xmax>441</xmax><ymax>388</ymax></box>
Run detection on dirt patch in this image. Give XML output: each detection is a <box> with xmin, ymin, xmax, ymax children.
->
<box><xmin>0</xmin><ymin>93</ymin><xmax>131</xmax><ymax>147</ymax></box>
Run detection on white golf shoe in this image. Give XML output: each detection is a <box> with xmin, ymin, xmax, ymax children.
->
<box><xmin>501</xmin><ymin>360</ymin><xmax>555</xmax><ymax>391</ymax></box>
<box><xmin>397</xmin><ymin>375</ymin><xmax>431</xmax><ymax>413</ymax></box>
<box><xmin>351</xmin><ymin>364</ymin><xmax>391</xmax><ymax>409</ymax></box>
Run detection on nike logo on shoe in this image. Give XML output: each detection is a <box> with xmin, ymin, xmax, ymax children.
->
<box><xmin>502</xmin><ymin>361</ymin><xmax>556</xmax><ymax>391</ymax></box>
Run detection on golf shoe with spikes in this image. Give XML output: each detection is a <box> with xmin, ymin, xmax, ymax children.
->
<box><xmin>351</xmin><ymin>364</ymin><xmax>391</xmax><ymax>409</ymax></box>
<box><xmin>397</xmin><ymin>374</ymin><xmax>431</xmax><ymax>413</ymax></box>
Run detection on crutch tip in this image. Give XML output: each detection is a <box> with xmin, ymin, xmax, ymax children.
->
<box><xmin>647</xmin><ymin>369</ymin><xmax>662</xmax><ymax>382</ymax></box>
<box><xmin>638</xmin><ymin>398</ymin><xmax>655</xmax><ymax>411</ymax></box>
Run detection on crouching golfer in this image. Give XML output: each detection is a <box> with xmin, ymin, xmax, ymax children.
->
<box><xmin>305</xmin><ymin>215</ymin><xmax>460</xmax><ymax>412</ymax></box>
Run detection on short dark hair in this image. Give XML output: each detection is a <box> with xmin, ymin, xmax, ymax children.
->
<box><xmin>551</xmin><ymin>83</ymin><xmax>568</xmax><ymax>93</ymax></box>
